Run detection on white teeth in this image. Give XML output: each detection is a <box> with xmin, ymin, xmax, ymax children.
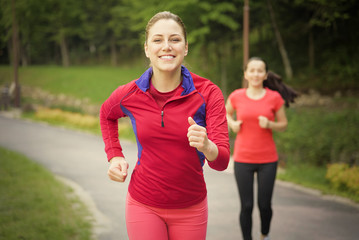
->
<box><xmin>160</xmin><ymin>56</ymin><xmax>174</xmax><ymax>59</ymax></box>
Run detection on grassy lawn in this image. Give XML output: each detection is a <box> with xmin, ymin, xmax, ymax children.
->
<box><xmin>0</xmin><ymin>65</ymin><xmax>146</xmax><ymax>104</ymax></box>
<box><xmin>0</xmin><ymin>147</ymin><xmax>93</xmax><ymax>240</ymax></box>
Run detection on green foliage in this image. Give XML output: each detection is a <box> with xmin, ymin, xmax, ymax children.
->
<box><xmin>1</xmin><ymin>0</ymin><xmax>359</xmax><ymax>93</ymax></box>
<box><xmin>326</xmin><ymin>163</ymin><xmax>359</xmax><ymax>196</ymax></box>
<box><xmin>0</xmin><ymin>147</ymin><xmax>93</xmax><ymax>240</ymax></box>
<box><xmin>275</xmin><ymin>105</ymin><xmax>359</xmax><ymax>167</ymax></box>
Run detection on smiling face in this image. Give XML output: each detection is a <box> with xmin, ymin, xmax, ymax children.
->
<box><xmin>144</xmin><ymin>19</ymin><xmax>188</xmax><ymax>74</ymax></box>
<box><xmin>244</xmin><ymin>59</ymin><xmax>268</xmax><ymax>88</ymax></box>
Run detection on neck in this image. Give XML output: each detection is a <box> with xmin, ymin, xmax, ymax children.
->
<box><xmin>151</xmin><ymin>67</ymin><xmax>182</xmax><ymax>92</ymax></box>
<box><xmin>246</xmin><ymin>85</ymin><xmax>266</xmax><ymax>99</ymax></box>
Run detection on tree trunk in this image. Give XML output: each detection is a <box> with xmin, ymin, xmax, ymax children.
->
<box><xmin>59</xmin><ymin>31</ymin><xmax>70</xmax><ymax>67</ymax></box>
<box><xmin>220</xmin><ymin>41</ymin><xmax>229</xmax><ymax>98</ymax></box>
<box><xmin>20</xmin><ymin>44</ymin><xmax>28</xmax><ymax>67</ymax></box>
<box><xmin>242</xmin><ymin>0</ymin><xmax>249</xmax><ymax>88</ymax></box>
<box><xmin>267</xmin><ymin>0</ymin><xmax>293</xmax><ymax>79</ymax></box>
<box><xmin>110</xmin><ymin>36</ymin><xmax>117</xmax><ymax>66</ymax></box>
<box><xmin>308</xmin><ymin>28</ymin><xmax>315</xmax><ymax>69</ymax></box>
<box><xmin>11</xmin><ymin>0</ymin><xmax>21</xmax><ymax>107</ymax></box>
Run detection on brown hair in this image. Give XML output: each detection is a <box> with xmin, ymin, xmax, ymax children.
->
<box><xmin>145</xmin><ymin>11</ymin><xmax>187</xmax><ymax>43</ymax></box>
<box><xmin>245</xmin><ymin>57</ymin><xmax>298</xmax><ymax>107</ymax></box>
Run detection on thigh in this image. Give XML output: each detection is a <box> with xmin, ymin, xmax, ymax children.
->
<box><xmin>257</xmin><ymin>162</ymin><xmax>278</xmax><ymax>203</ymax></box>
<box><xmin>126</xmin><ymin>194</ymin><xmax>168</xmax><ymax>240</ymax></box>
<box><xmin>234</xmin><ymin>162</ymin><xmax>255</xmax><ymax>204</ymax></box>
<box><xmin>167</xmin><ymin>197</ymin><xmax>208</xmax><ymax>240</ymax></box>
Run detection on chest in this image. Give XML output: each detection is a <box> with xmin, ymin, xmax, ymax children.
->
<box><xmin>236</xmin><ymin>97</ymin><xmax>276</xmax><ymax>121</ymax></box>
<box><xmin>121</xmin><ymin>91</ymin><xmax>206</xmax><ymax>144</ymax></box>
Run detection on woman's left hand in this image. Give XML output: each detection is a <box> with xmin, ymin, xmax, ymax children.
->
<box><xmin>258</xmin><ymin>115</ymin><xmax>270</xmax><ymax>129</ymax></box>
<box><xmin>187</xmin><ymin>117</ymin><xmax>209</xmax><ymax>152</ymax></box>
<box><xmin>187</xmin><ymin>117</ymin><xmax>218</xmax><ymax>161</ymax></box>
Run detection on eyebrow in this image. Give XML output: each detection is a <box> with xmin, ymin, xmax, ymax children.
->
<box><xmin>151</xmin><ymin>33</ymin><xmax>182</xmax><ymax>38</ymax></box>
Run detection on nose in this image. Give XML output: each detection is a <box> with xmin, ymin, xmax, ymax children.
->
<box><xmin>162</xmin><ymin>40</ymin><xmax>172</xmax><ymax>51</ymax></box>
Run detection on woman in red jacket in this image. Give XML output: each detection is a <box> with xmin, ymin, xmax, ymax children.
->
<box><xmin>100</xmin><ymin>11</ymin><xmax>230</xmax><ymax>240</ymax></box>
<box><xmin>226</xmin><ymin>57</ymin><xmax>297</xmax><ymax>240</ymax></box>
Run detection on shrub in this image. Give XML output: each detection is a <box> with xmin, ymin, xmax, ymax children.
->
<box><xmin>35</xmin><ymin>107</ymin><xmax>99</xmax><ymax>129</ymax></box>
<box><xmin>326</xmin><ymin>163</ymin><xmax>359</xmax><ymax>195</ymax></box>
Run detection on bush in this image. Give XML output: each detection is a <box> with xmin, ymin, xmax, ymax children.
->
<box><xmin>35</xmin><ymin>107</ymin><xmax>99</xmax><ymax>129</ymax></box>
<box><xmin>275</xmin><ymin>106</ymin><xmax>359</xmax><ymax>166</ymax></box>
<box><xmin>326</xmin><ymin>163</ymin><xmax>359</xmax><ymax>196</ymax></box>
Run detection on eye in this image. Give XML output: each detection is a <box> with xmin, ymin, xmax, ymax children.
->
<box><xmin>153</xmin><ymin>38</ymin><xmax>162</xmax><ymax>43</ymax></box>
<box><xmin>171</xmin><ymin>38</ymin><xmax>181</xmax><ymax>42</ymax></box>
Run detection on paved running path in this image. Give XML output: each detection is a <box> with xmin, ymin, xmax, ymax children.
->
<box><xmin>1</xmin><ymin>115</ymin><xmax>358</xmax><ymax>240</ymax></box>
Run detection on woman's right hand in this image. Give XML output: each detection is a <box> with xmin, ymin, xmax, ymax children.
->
<box><xmin>226</xmin><ymin>99</ymin><xmax>242</xmax><ymax>133</ymax></box>
<box><xmin>229</xmin><ymin>120</ymin><xmax>242</xmax><ymax>133</ymax></box>
<box><xmin>108</xmin><ymin>157</ymin><xmax>129</xmax><ymax>182</ymax></box>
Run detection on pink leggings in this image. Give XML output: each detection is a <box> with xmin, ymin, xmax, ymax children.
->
<box><xmin>125</xmin><ymin>193</ymin><xmax>208</xmax><ymax>240</ymax></box>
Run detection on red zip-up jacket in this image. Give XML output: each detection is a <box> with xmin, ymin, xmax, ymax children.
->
<box><xmin>100</xmin><ymin>66</ymin><xmax>230</xmax><ymax>208</ymax></box>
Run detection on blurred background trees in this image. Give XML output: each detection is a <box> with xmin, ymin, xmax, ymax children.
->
<box><xmin>1</xmin><ymin>0</ymin><xmax>358</xmax><ymax>96</ymax></box>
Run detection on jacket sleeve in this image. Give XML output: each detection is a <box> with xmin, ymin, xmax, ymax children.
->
<box><xmin>205</xmin><ymin>85</ymin><xmax>230</xmax><ymax>171</ymax></box>
<box><xmin>99</xmin><ymin>85</ymin><xmax>128</xmax><ymax>161</ymax></box>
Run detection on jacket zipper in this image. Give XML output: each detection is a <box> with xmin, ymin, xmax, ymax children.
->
<box><xmin>161</xmin><ymin>111</ymin><xmax>164</xmax><ymax>127</ymax></box>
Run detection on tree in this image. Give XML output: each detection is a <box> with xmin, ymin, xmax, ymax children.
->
<box><xmin>267</xmin><ymin>0</ymin><xmax>293</xmax><ymax>79</ymax></box>
<box><xmin>11</xmin><ymin>0</ymin><xmax>20</xmax><ymax>107</ymax></box>
<box><xmin>45</xmin><ymin>0</ymin><xmax>84</xmax><ymax>67</ymax></box>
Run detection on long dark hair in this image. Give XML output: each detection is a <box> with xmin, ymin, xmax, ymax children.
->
<box><xmin>246</xmin><ymin>57</ymin><xmax>298</xmax><ymax>107</ymax></box>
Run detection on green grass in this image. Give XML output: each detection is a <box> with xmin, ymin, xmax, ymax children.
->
<box><xmin>0</xmin><ymin>147</ymin><xmax>93</xmax><ymax>240</ymax></box>
<box><xmin>277</xmin><ymin>164</ymin><xmax>328</xmax><ymax>192</ymax></box>
<box><xmin>277</xmin><ymin>163</ymin><xmax>359</xmax><ymax>203</ymax></box>
<box><xmin>0</xmin><ymin>65</ymin><xmax>146</xmax><ymax>104</ymax></box>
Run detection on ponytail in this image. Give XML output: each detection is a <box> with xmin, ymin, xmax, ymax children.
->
<box><xmin>264</xmin><ymin>71</ymin><xmax>298</xmax><ymax>107</ymax></box>
<box><xmin>245</xmin><ymin>57</ymin><xmax>298</xmax><ymax>107</ymax></box>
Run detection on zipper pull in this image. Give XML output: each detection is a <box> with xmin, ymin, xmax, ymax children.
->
<box><xmin>161</xmin><ymin>111</ymin><xmax>164</xmax><ymax>127</ymax></box>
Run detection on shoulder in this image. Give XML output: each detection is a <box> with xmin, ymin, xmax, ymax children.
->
<box><xmin>191</xmin><ymin>72</ymin><xmax>215</xmax><ymax>89</ymax></box>
<box><xmin>115</xmin><ymin>79</ymin><xmax>138</xmax><ymax>93</ymax></box>
<box><xmin>190</xmin><ymin>72</ymin><xmax>222</xmax><ymax>97</ymax></box>
<box><xmin>266</xmin><ymin>88</ymin><xmax>282</xmax><ymax>99</ymax></box>
<box><xmin>106</xmin><ymin>79</ymin><xmax>139</xmax><ymax>102</ymax></box>
<box><xmin>265</xmin><ymin>88</ymin><xmax>285</xmax><ymax>107</ymax></box>
<box><xmin>229</xmin><ymin>88</ymin><xmax>246</xmax><ymax>99</ymax></box>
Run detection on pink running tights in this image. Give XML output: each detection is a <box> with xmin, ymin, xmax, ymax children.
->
<box><xmin>125</xmin><ymin>193</ymin><xmax>208</xmax><ymax>240</ymax></box>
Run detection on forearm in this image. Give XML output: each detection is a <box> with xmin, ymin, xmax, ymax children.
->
<box><xmin>203</xmin><ymin>139</ymin><xmax>219</xmax><ymax>162</ymax></box>
<box><xmin>100</xmin><ymin>101</ymin><xmax>125</xmax><ymax>160</ymax></box>
<box><xmin>207</xmin><ymin>145</ymin><xmax>230</xmax><ymax>171</ymax></box>
<box><xmin>267</xmin><ymin>120</ymin><xmax>287</xmax><ymax>132</ymax></box>
<box><xmin>110</xmin><ymin>156</ymin><xmax>126</xmax><ymax>164</ymax></box>
<box><xmin>226</xmin><ymin>114</ymin><xmax>236</xmax><ymax>129</ymax></box>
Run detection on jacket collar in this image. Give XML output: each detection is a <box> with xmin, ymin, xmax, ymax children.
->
<box><xmin>135</xmin><ymin>65</ymin><xmax>196</xmax><ymax>96</ymax></box>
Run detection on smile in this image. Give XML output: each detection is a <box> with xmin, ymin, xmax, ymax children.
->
<box><xmin>159</xmin><ymin>55</ymin><xmax>175</xmax><ymax>59</ymax></box>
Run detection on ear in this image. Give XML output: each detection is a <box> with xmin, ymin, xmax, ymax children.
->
<box><xmin>144</xmin><ymin>42</ymin><xmax>149</xmax><ymax>58</ymax></box>
<box><xmin>244</xmin><ymin>71</ymin><xmax>248</xmax><ymax>81</ymax></box>
<box><xmin>184</xmin><ymin>42</ymin><xmax>188</xmax><ymax>56</ymax></box>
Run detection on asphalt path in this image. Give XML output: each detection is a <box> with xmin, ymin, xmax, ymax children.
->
<box><xmin>1</xmin><ymin>114</ymin><xmax>358</xmax><ymax>240</ymax></box>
